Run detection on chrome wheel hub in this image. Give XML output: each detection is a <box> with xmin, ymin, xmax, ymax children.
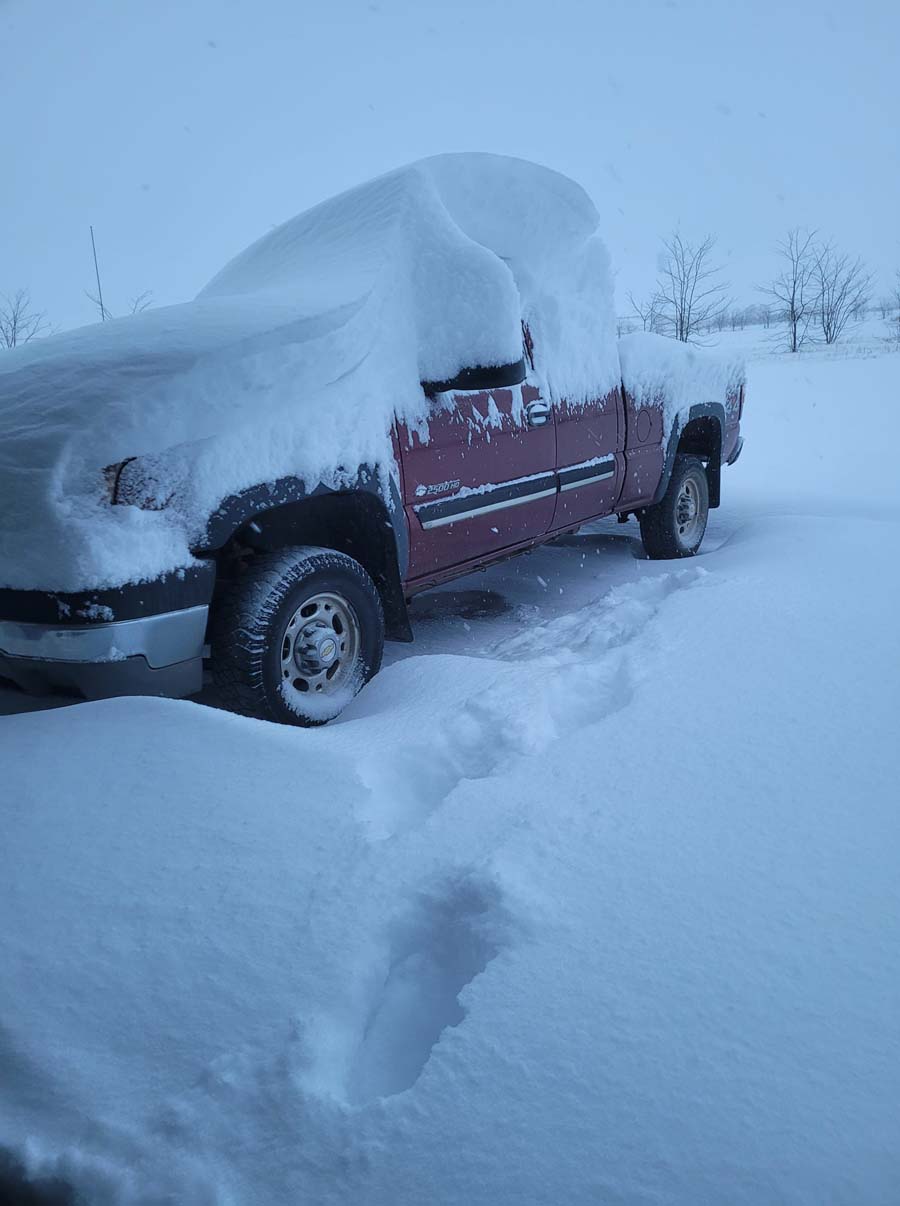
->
<box><xmin>675</xmin><ymin>478</ymin><xmax>703</xmax><ymax>544</ymax></box>
<box><xmin>280</xmin><ymin>591</ymin><xmax>360</xmax><ymax>697</ymax></box>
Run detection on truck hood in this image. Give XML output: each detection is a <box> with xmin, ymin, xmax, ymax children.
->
<box><xmin>0</xmin><ymin>292</ymin><xmax>374</xmax><ymax>472</ymax></box>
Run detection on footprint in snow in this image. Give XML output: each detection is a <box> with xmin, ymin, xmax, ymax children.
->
<box><xmin>345</xmin><ymin>875</ymin><xmax>510</xmax><ymax>1105</ymax></box>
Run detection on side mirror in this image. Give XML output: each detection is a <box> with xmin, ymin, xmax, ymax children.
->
<box><xmin>422</xmin><ymin>358</ymin><xmax>526</xmax><ymax>396</ymax></box>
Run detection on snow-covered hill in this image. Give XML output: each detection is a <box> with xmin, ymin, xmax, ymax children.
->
<box><xmin>1</xmin><ymin>336</ymin><xmax>899</xmax><ymax>1205</ymax></box>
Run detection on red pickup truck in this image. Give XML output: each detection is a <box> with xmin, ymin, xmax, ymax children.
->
<box><xmin>0</xmin><ymin>156</ymin><xmax>744</xmax><ymax>725</ymax></box>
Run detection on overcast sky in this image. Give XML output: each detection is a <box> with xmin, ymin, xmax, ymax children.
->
<box><xmin>2</xmin><ymin>0</ymin><xmax>897</xmax><ymax>333</ymax></box>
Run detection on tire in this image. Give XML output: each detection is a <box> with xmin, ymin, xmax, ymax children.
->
<box><xmin>210</xmin><ymin>545</ymin><xmax>384</xmax><ymax>726</ymax></box>
<box><xmin>639</xmin><ymin>454</ymin><xmax>709</xmax><ymax>559</ymax></box>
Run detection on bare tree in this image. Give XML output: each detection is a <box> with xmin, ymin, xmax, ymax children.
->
<box><xmin>627</xmin><ymin>291</ymin><xmax>663</xmax><ymax>334</ymax></box>
<box><xmin>761</xmin><ymin>228</ymin><xmax>818</xmax><ymax>353</ymax></box>
<box><xmin>653</xmin><ymin>233</ymin><xmax>730</xmax><ymax>343</ymax></box>
<box><xmin>129</xmin><ymin>291</ymin><xmax>153</xmax><ymax>314</ymax></box>
<box><xmin>743</xmin><ymin>303</ymin><xmax>773</xmax><ymax>330</ymax></box>
<box><xmin>0</xmin><ymin>289</ymin><xmax>49</xmax><ymax>349</ymax></box>
<box><xmin>85</xmin><ymin>289</ymin><xmax>111</xmax><ymax>322</ymax></box>
<box><xmin>894</xmin><ymin>271</ymin><xmax>900</xmax><ymax>341</ymax></box>
<box><xmin>728</xmin><ymin>306</ymin><xmax>751</xmax><ymax>332</ymax></box>
<box><xmin>813</xmin><ymin>243</ymin><xmax>872</xmax><ymax>345</ymax></box>
<box><xmin>86</xmin><ymin>288</ymin><xmax>153</xmax><ymax>320</ymax></box>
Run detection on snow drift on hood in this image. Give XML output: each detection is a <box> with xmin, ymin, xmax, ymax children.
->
<box><xmin>0</xmin><ymin>153</ymin><xmax>618</xmax><ymax>592</ymax></box>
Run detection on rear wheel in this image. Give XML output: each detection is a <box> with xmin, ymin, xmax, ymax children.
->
<box><xmin>211</xmin><ymin>546</ymin><xmax>384</xmax><ymax>726</ymax></box>
<box><xmin>639</xmin><ymin>454</ymin><xmax>709</xmax><ymax>559</ymax></box>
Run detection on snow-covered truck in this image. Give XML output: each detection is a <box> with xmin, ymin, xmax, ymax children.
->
<box><xmin>0</xmin><ymin>154</ymin><xmax>744</xmax><ymax>725</ymax></box>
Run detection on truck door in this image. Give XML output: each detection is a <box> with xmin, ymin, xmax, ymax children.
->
<box><xmin>550</xmin><ymin>384</ymin><xmax>625</xmax><ymax>529</ymax></box>
<box><xmin>397</xmin><ymin>357</ymin><xmax>557</xmax><ymax>583</ymax></box>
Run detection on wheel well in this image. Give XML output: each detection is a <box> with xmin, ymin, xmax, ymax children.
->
<box><xmin>677</xmin><ymin>417</ymin><xmax>722</xmax><ymax>507</ymax></box>
<box><xmin>214</xmin><ymin>492</ymin><xmax>412</xmax><ymax>641</ymax></box>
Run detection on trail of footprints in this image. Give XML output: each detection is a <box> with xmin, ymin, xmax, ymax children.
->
<box><xmin>335</xmin><ymin>570</ymin><xmax>703</xmax><ymax>1106</ymax></box>
<box><xmin>360</xmin><ymin>568</ymin><xmax>701</xmax><ymax>841</ymax></box>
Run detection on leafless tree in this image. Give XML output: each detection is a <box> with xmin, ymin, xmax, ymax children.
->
<box><xmin>742</xmin><ymin>303</ymin><xmax>772</xmax><ymax>329</ymax></box>
<box><xmin>129</xmin><ymin>291</ymin><xmax>153</xmax><ymax>314</ymax></box>
<box><xmin>85</xmin><ymin>289</ymin><xmax>111</xmax><ymax>322</ymax></box>
<box><xmin>729</xmin><ymin>306</ymin><xmax>751</xmax><ymax>332</ymax></box>
<box><xmin>86</xmin><ymin>288</ymin><xmax>153</xmax><ymax>320</ymax></box>
<box><xmin>812</xmin><ymin>243</ymin><xmax>872</xmax><ymax>345</ymax></box>
<box><xmin>894</xmin><ymin>271</ymin><xmax>900</xmax><ymax>340</ymax></box>
<box><xmin>653</xmin><ymin>233</ymin><xmax>730</xmax><ymax>343</ymax></box>
<box><xmin>760</xmin><ymin>228</ymin><xmax>818</xmax><ymax>353</ymax></box>
<box><xmin>0</xmin><ymin>289</ymin><xmax>49</xmax><ymax>349</ymax></box>
<box><xmin>627</xmin><ymin>291</ymin><xmax>663</xmax><ymax>334</ymax></box>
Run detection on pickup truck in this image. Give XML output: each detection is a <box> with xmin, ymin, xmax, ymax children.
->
<box><xmin>0</xmin><ymin>155</ymin><xmax>744</xmax><ymax>725</ymax></box>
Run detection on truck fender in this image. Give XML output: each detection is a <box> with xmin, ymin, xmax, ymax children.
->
<box><xmin>651</xmin><ymin>402</ymin><xmax>726</xmax><ymax>510</ymax></box>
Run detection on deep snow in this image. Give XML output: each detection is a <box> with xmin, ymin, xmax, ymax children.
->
<box><xmin>1</xmin><ymin>338</ymin><xmax>899</xmax><ymax>1205</ymax></box>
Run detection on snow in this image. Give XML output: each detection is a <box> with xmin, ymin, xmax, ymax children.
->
<box><xmin>618</xmin><ymin>330</ymin><xmax>745</xmax><ymax>431</ymax></box>
<box><xmin>0</xmin><ymin>153</ymin><xmax>617</xmax><ymax>593</ymax></box>
<box><xmin>2</xmin><ymin>337</ymin><xmax>899</xmax><ymax>1204</ymax></box>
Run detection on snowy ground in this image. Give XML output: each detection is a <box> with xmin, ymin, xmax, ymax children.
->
<box><xmin>2</xmin><ymin>330</ymin><xmax>899</xmax><ymax>1205</ymax></box>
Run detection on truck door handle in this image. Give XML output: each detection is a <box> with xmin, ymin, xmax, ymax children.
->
<box><xmin>525</xmin><ymin>399</ymin><xmax>552</xmax><ymax>427</ymax></box>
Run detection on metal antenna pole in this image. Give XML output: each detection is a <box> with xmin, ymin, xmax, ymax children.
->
<box><xmin>90</xmin><ymin>225</ymin><xmax>106</xmax><ymax>321</ymax></box>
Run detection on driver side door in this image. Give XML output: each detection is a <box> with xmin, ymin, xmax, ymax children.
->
<box><xmin>397</xmin><ymin>359</ymin><xmax>556</xmax><ymax>585</ymax></box>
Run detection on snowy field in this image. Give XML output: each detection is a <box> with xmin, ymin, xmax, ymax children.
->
<box><xmin>2</xmin><ymin>328</ymin><xmax>899</xmax><ymax>1204</ymax></box>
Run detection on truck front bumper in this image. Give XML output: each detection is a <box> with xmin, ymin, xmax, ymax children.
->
<box><xmin>0</xmin><ymin>605</ymin><xmax>208</xmax><ymax>700</ymax></box>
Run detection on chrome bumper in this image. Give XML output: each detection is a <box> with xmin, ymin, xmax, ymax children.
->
<box><xmin>0</xmin><ymin>605</ymin><xmax>207</xmax><ymax>665</ymax></box>
<box><xmin>0</xmin><ymin>605</ymin><xmax>208</xmax><ymax>699</ymax></box>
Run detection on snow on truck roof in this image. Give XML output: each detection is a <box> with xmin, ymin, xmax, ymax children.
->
<box><xmin>0</xmin><ymin>153</ymin><xmax>618</xmax><ymax>591</ymax></box>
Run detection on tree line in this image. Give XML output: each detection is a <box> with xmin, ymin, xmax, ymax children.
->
<box><xmin>624</xmin><ymin>229</ymin><xmax>898</xmax><ymax>351</ymax></box>
<box><xmin>3</xmin><ymin>230</ymin><xmax>899</xmax><ymax>351</ymax></box>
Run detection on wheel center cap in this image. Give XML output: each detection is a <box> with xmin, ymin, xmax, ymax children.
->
<box><xmin>297</xmin><ymin>622</ymin><xmax>339</xmax><ymax>671</ymax></box>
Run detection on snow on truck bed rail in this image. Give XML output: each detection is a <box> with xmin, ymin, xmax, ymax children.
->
<box><xmin>618</xmin><ymin>331</ymin><xmax>745</xmax><ymax>428</ymax></box>
<box><xmin>0</xmin><ymin>154</ymin><xmax>618</xmax><ymax>592</ymax></box>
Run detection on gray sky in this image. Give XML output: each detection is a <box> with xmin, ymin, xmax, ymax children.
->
<box><xmin>2</xmin><ymin>0</ymin><xmax>898</xmax><ymax>332</ymax></box>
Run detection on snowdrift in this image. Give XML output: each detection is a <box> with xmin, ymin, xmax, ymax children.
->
<box><xmin>0</xmin><ymin>154</ymin><xmax>618</xmax><ymax>592</ymax></box>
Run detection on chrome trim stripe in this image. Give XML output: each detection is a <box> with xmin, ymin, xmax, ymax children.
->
<box><xmin>414</xmin><ymin>455</ymin><xmax>619</xmax><ymax>529</ymax></box>
<box><xmin>414</xmin><ymin>471</ymin><xmax>557</xmax><ymax>528</ymax></box>
<box><xmin>0</xmin><ymin>605</ymin><xmax>208</xmax><ymax>668</ymax></box>
<box><xmin>559</xmin><ymin>468</ymin><xmax>615</xmax><ymax>492</ymax></box>
<box><xmin>419</xmin><ymin>487</ymin><xmax>558</xmax><ymax>529</ymax></box>
<box><xmin>558</xmin><ymin>456</ymin><xmax>616</xmax><ymax>492</ymax></box>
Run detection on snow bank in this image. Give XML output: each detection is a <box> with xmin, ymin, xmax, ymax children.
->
<box><xmin>0</xmin><ymin>154</ymin><xmax>617</xmax><ymax>591</ymax></box>
<box><xmin>618</xmin><ymin>330</ymin><xmax>745</xmax><ymax>431</ymax></box>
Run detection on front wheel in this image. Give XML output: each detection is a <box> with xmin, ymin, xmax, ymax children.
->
<box><xmin>639</xmin><ymin>454</ymin><xmax>709</xmax><ymax>559</ymax></box>
<box><xmin>210</xmin><ymin>546</ymin><xmax>384</xmax><ymax>726</ymax></box>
